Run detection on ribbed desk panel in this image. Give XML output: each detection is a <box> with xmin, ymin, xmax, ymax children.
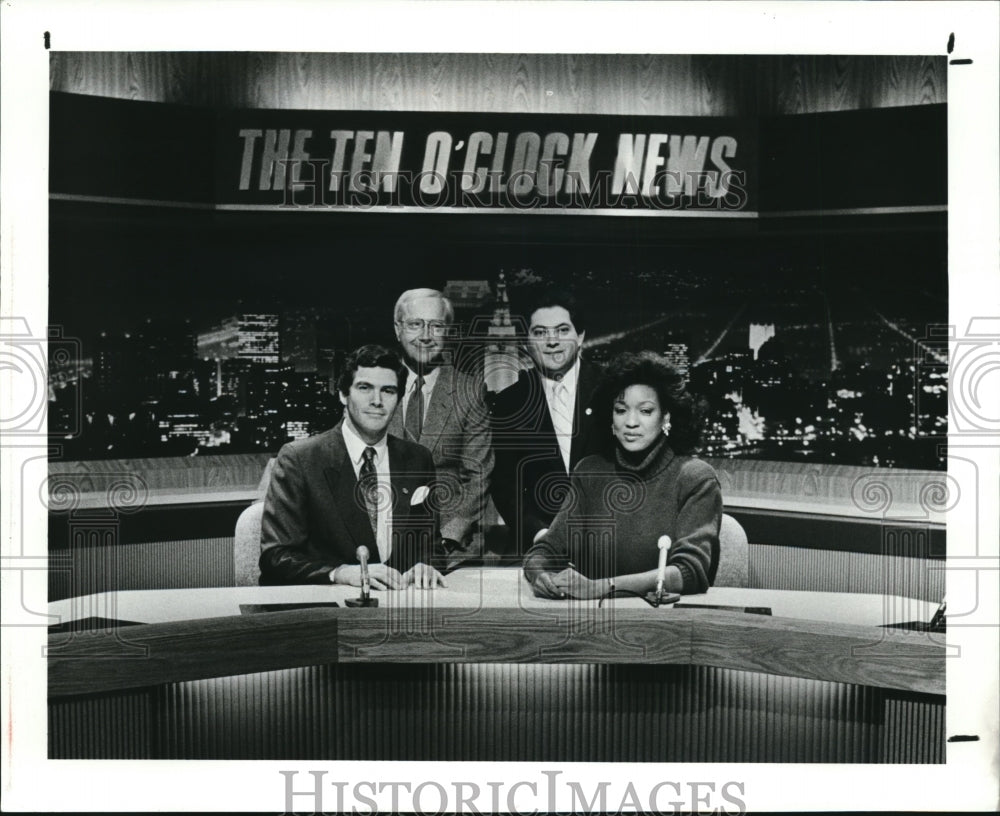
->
<box><xmin>49</xmin><ymin>688</ymin><xmax>155</xmax><ymax>759</ymax></box>
<box><xmin>49</xmin><ymin>537</ymin><xmax>234</xmax><ymax>601</ymax></box>
<box><xmin>881</xmin><ymin>693</ymin><xmax>947</xmax><ymax>763</ymax></box>
<box><xmin>749</xmin><ymin>546</ymin><xmax>943</xmax><ymax>603</ymax></box>
<box><xmin>107</xmin><ymin>663</ymin><xmax>947</xmax><ymax>762</ymax></box>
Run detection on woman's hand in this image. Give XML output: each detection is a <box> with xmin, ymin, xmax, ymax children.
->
<box><xmin>551</xmin><ymin>568</ymin><xmax>605</xmax><ymax>600</ymax></box>
<box><xmin>531</xmin><ymin>571</ymin><xmax>566</xmax><ymax>599</ymax></box>
<box><xmin>532</xmin><ymin>568</ymin><xmax>608</xmax><ymax>600</ymax></box>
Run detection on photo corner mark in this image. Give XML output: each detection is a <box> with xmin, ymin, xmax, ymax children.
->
<box><xmin>945</xmin><ymin>32</ymin><xmax>974</xmax><ymax>65</ymax></box>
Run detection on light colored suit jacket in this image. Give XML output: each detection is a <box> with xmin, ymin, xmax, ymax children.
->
<box><xmin>390</xmin><ymin>364</ymin><xmax>493</xmax><ymax>544</ymax></box>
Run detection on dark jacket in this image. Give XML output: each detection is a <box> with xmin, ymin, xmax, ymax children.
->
<box><xmin>259</xmin><ymin>421</ymin><xmax>440</xmax><ymax>585</ymax></box>
<box><xmin>489</xmin><ymin>360</ymin><xmax>603</xmax><ymax>552</ymax></box>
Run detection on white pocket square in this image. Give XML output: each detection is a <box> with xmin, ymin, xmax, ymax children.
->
<box><xmin>410</xmin><ymin>485</ymin><xmax>430</xmax><ymax>506</ymax></box>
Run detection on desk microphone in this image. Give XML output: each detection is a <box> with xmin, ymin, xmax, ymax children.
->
<box><xmin>357</xmin><ymin>546</ymin><xmax>371</xmax><ymax>600</ymax></box>
<box><xmin>654</xmin><ymin>535</ymin><xmax>671</xmax><ymax>597</ymax></box>
<box><xmin>646</xmin><ymin>536</ymin><xmax>678</xmax><ymax>607</ymax></box>
<box><xmin>345</xmin><ymin>545</ymin><xmax>379</xmax><ymax>608</ymax></box>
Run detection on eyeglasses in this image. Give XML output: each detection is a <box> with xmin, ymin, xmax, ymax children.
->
<box><xmin>529</xmin><ymin>324</ymin><xmax>574</xmax><ymax>340</ymax></box>
<box><xmin>399</xmin><ymin>319</ymin><xmax>449</xmax><ymax>335</ymax></box>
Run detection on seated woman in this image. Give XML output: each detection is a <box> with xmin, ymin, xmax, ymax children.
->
<box><xmin>523</xmin><ymin>351</ymin><xmax>721</xmax><ymax>600</ymax></box>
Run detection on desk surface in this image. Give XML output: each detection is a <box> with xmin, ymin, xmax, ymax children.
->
<box><xmin>48</xmin><ymin>569</ymin><xmax>945</xmax><ymax>699</ymax></box>
<box><xmin>50</xmin><ymin>567</ymin><xmax>936</xmax><ymax>626</ymax></box>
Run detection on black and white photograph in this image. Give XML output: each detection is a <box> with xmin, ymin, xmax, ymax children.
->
<box><xmin>2</xmin><ymin>1</ymin><xmax>998</xmax><ymax>813</ymax></box>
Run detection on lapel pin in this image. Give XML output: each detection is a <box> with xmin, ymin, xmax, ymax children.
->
<box><xmin>585</xmin><ymin>407</ymin><xmax>592</xmax><ymax>416</ymax></box>
<box><xmin>403</xmin><ymin>487</ymin><xmax>410</xmax><ymax>493</ymax></box>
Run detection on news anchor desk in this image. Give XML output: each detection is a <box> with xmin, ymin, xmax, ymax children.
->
<box><xmin>48</xmin><ymin>568</ymin><xmax>945</xmax><ymax>762</ymax></box>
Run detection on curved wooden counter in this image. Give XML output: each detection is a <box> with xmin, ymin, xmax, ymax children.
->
<box><xmin>48</xmin><ymin>569</ymin><xmax>945</xmax><ymax>761</ymax></box>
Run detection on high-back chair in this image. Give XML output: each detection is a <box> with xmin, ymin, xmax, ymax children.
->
<box><xmin>233</xmin><ymin>501</ymin><xmax>265</xmax><ymax>586</ymax></box>
<box><xmin>715</xmin><ymin>513</ymin><xmax>749</xmax><ymax>588</ymax></box>
<box><xmin>232</xmin><ymin>458</ymin><xmax>275</xmax><ymax>587</ymax></box>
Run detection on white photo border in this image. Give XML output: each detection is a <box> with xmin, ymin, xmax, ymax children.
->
<box><xmin>2</xmin><ymin>1</ymin><xmax>998</xmax><ymax>812</ymax></box>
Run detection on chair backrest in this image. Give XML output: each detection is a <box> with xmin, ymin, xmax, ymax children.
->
<box><xmin>234</xmin><ymin>501</ymin><xmax>265</xmax><ymax>586</ymax></box>
<box><xmin>715</xmin><ymin>513</ymin><xmax>749</xmax><ymax>588</ymax></box>
<box><xmin>256</xmin><ymin>457</ymin><xmax>276</xmax><ymax>499</ymax></box>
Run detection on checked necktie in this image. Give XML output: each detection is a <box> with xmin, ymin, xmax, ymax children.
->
<box><xmin>404</xmin><ymin>374</ymin><xmax>425</xmax><ymax>442</ymax></box>
<box><xmin>360</xmin><ymin>446</ymin><xmax>379</xmax><ymax>538</ymax></box>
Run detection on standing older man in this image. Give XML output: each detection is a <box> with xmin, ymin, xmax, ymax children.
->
<box><xmin>390</xmin><ymin>288</ymin><xmax>493</xmax><ymax>562</ymax></box>
<box><xmin>489</xmin><ymin>288</ymin><xmax>603</xmax><ymax>554</ymax></box>
<box><xmin>260</xmin><ymin>344</ymin><xmax>446</xmax><ymax>588</ymax></box>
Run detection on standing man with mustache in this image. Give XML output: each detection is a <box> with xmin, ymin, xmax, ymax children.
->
<box><xmin>390</xmin><ymin>288</ymin><xmax>493</xmax><ymax>566</ymax></box>
<box><xmin>489</xmin><ymin>288</ymin><xmax>603</xmax><ymax>556</ymax></box>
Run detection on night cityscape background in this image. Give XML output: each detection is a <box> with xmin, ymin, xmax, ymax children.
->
<box><xmin>47</xmin><ymin>210</ymin><xmax>948</xmax><ymax>470</ymax></box>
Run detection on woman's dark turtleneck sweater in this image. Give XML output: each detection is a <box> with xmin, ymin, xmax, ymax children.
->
<box><xmin>615</xmin><ymin>433</ymin><xmax>670</xmax><ymax>473</ymax></box>
<box><xmin>523</xmin><ymin>435</ymin><xmax>722</xmax><ymax>594</ymax></box>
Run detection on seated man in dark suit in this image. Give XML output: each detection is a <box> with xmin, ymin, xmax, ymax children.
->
<box><xmin>490</xmin><ymin>288</ymin><xmax>603</xmax><ymax>556</ymax></box>
<box><xmin>260</xmin><ymin>344</ymin><xmax>447</xmax><ymax>589</ymax></box>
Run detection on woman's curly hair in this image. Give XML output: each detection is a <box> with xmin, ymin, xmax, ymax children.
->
<box><xmin>594</xmin><ymin>350</ymin><xmax>708</xmax><ymax>455</ymax></box>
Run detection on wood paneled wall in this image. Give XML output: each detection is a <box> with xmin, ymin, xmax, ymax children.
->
<box><xmin>48</xmin><ymin>453</ymin><xmax>271</xmax><ymax>496</ymax></box>
<box><xmin>49</xmin><ymin>53</ymin><xmax>945</xmax><ymax>115</ymax></box>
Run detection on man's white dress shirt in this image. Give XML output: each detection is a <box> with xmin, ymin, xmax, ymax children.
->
<box><xmin>342</xmin><ymin>416</ymin><xmax>392</xmax><ymax>563</ymax></box>
<box><xmin>542</xmin><ymin>357</ymin><xmax>580</xmax><ymax>473</ymax></box>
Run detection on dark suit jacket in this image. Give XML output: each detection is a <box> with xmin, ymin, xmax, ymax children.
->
<box><xmin>259</xmin><ymin>421</ymin><xmax>440</xmax><ymax>585</ymax></box>
<box><xmin>489</xmin><ymin>360</ymin><xmax>603</xmax><ymax>552</ymax></box>
<box><xmin>389</xmin><ymin>364</ymin><xmax>493</xmax><ymax>544</ymax></box>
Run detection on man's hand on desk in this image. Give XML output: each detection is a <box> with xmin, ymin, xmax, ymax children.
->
<box><xmin>531</xmin><ymin>568</ymin><xmax>603</xmax><ymax>600</ymax></box>
<box><xmin>334</xmin><ymin>563</ymin><xmax>404</xmax><ymax>590</ymax></box>
<box><xmin>402</xmin><ymin>562</ymin><xmax>448</xmax><ymax>589</ymax></box>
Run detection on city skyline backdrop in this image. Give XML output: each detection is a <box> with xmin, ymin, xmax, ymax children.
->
<box><xmin>47</xmin><ymin>209</ymin><xmax>947</xmax><ymax>470</ymax></box>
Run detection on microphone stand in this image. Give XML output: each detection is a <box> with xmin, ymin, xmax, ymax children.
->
<box><xmin>645</xmin><ymin>535</ymin><xmax>680</xmax><ymax>607</ymax></box>
<box><xmin>345</xmin><ymin>545</ymin><xmax>379</xmax><ymax>608</ymax></box>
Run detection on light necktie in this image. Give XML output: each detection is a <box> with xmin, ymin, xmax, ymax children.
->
<box><xmin>551</xmin><ymin>380</ymin><xmax>573</xmax><ymax>471</ymax></box>
<box><xmin>405</xmin><ymin>374</ymin><xmax>425</xmax><ymax>441</ymax></box>
<box><xmin>553</xmin><ymin>380</ymin><xmax>572</xmax><ymax>423</ymax></box>
<box><xmin>360</xmin><ymin>446</ymin><xmax>379</xmax><ymax>538</ymax></box>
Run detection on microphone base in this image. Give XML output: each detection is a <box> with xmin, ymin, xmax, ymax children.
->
<box><xmin>645</xmin><ymin>591</ymin><xmax>681</xmax><ymax>607</ymax></box>
<box><xmin>345</xmin><ymin>597</ymin><xmax>379</xmax><ymax>608</ymax></box>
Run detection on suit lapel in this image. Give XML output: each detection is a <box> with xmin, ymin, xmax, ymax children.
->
<box><xmin>571</xmin><ymin>360</ymin><xmax>600</xmax><ymax>465</ymax></box>
<box><xmin>529</xmin><ymin>368</ymin><xmax>557</xmax><ymax>436</ymax></box>
<box><xmin>387</xmin><ymin>436</ymin><xmax>432</xmax><ymax>515</ymax></box>
<box><xmin>419</xmin><ymin>365</ymin><xmax>455</xmax><ymax>453</ymax></box>
<box><xmin>388</xmin><ymin>403</ymin><xmax>404</xmax><ymax>439</ymax></box>
<box><xmin>387</xmin><ymin>436</ymin><xmax>411</xmax><ymax>519</ymax></box>
<box><xmin>322</xmin><ymin>424</ymin><xmax>378</xmax><ymax>558</ymax></box>
<box><xmin>386</xmin><ymin>436</ymin><xmax>436</xmax><ymax>570</ymax></box>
